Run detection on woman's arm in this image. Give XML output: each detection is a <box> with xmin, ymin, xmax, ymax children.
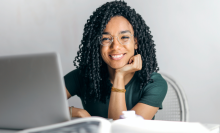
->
<box><xmin>108</xmin><ymin>54</ymin><xmax>142</xmax><ymax>120</ymax></box>
<box><xmin>108</xmin><ymin>54</ymin><xmax>159</xmax><ymax>120</ymax></box>
<box><xmin>66</xmin><ymin>88</ymin><xmax>91</xmax><ymax>118</ymax></box>
<box><xmin>132</xmin><ymin>103</ymin><xmax>159</xmax><ymax>119</ymax></box>
<box><xmin>108</xmin><ymin>74</ymin><xmax>127</xmax><ymax>120</ymax></box>
<box><xmin>108</xmin><ymin>80</ymin><xmax>159</xmax><ymax>120</ymax></box>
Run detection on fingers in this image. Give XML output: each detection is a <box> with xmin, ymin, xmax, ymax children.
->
<box><xmin>117</xmin><ymin>54</ymin><xmax>142</xmax><ymax>76</ymax></box>
<box><xmin>130</xmin><ymin>54</ymin><xmax>142</xmax><ymax>71</ymax></box>
<box><xmin>137</xmin><ymin>54</ymin><xmax>142</xmax><ymax>70</ymax></box>
<box><xmin>128</xmin><ymin>56</ymin><xmax>134</xmax><ymax>64</ymax></box>
<box><xmin>73</xmin><ymin>108</ymin><xmax>91</xmax><ymax>118</ymax></box>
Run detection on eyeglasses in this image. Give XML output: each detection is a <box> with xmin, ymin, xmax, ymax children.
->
<box><xmin>100</xmin><ymin>32</ymin><xmax>133</xmax><ymax>46</ymax></box>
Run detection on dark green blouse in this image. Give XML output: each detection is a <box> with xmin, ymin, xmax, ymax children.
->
<box><xmin>64</xmin><ymin>69</ymin><xmax>167</xmax><ymax>119</ymax></box>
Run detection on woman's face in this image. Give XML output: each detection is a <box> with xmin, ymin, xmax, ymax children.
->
<box><xmin>100</xmin><ymin>16</ymin><xmax>137</xmax><ymax>69</ymax></box>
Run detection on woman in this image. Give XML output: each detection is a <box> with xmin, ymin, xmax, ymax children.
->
<box><xmin>65</xmin><ymin>0</ymin><xmax>167</xmax><ymax>120</ymax></box>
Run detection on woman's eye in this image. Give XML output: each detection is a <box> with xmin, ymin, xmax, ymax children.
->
<box><xmin>121</xmin><ymin>36</ymin><xmax>130</xmax><ymax>39</ymax></box>
<box><xmin>102</xmin><ymin>38</ymin><xmax>110</xmax><ymax>41</ymax></box>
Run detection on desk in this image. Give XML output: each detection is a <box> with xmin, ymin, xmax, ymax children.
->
<box><xmin>111</xmin><ymin>119</ymin><xmax>220</xmax><ymax>133</ymax></box>
<box><xmin>0</xmin><ymin>122</ymin><xmax>219</xmax><ymax>133</ymax></box>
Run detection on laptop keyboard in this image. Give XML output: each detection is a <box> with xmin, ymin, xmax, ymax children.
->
<box><xmin>29</xmin><ymin>121</ymin><xmax>100</xmax><ymax>133</ymax></box>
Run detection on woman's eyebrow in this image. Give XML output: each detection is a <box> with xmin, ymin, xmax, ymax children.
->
<box><xmin>102</xmin><ymin>30</ymin><xmax>131</xmax><ymax>35</ymax></box>
<box><xmin>120</xmin><ymin>30</ymin><xmax>131</xmax><ymax>34</ymax></box>
<box><xmin>102</xmin><ymin>32</ymin><xmax>110</xmax><ymax>35</ymax></box>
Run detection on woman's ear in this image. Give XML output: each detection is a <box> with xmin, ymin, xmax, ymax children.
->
<box><xmin>134</xmin><ymin>37</ymin><xmax>138</xmax><ymax>49</ymax></box>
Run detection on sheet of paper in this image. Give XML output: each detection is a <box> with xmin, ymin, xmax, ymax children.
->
<box><xmin>111</xmin><ymin>119</ymin><xmax>211</xmax><ymax>133</ymax></box>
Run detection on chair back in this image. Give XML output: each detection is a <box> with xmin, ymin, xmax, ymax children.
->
<box><xmin>154</xmin><ymin>73</ymin><xmax>189</xmax><ymax>122</ymax></box>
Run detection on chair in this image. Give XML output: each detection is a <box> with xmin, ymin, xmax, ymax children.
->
<box><xmin>154</xmin><ymin>73</ymin><xmax>189</xmax><ymax>122</ymax></box>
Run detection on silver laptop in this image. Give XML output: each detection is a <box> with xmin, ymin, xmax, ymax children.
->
<box><xmin>0</xmin><ymin>52</ymin><xmax>70</xmax><ymax>130</ymax></box>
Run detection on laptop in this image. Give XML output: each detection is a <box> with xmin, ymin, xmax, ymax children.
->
<box><xmin>0</xmin><ymin>52</ymin><xmax>70</xmax><ymax>130</ymax></box>
<box><xmin>0</xmin><ymin>52</ymin><xmax>111</xmax><ymax>133</ymax></box>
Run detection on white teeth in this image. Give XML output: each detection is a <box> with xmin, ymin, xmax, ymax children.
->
<box><xmin>111</xmin><ymin>54</ymin><xmax>123</xmax><ymax>58</ymax></box>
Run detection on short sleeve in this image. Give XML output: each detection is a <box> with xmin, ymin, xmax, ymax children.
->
<box><xmin>64</xmin><ymin>69</ymin><xmax>81</xmax><ymax>97</ymax></box>
<box><xmin>139</xmin><ymin>73</ymin><xmax>167</xmax><ymax>109</ymax></box>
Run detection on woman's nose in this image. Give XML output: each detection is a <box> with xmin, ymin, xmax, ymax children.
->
<box><xmin>110</xmin><ymin>36</ymin><xmax>121</xmax><ymax>49</ymax></box>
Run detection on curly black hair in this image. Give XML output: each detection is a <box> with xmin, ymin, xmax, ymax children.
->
<box><xmin>73</xmin><ymin>0</ymin><xmax>159</xmax><ymax>104</ymax></box>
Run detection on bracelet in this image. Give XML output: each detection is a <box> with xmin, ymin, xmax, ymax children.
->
<box><xmin>69</xmin><ymin>106</ymin><xmax>74</xmax><ymax>117</ymax></box>
<box><xmin>111</xmin><ymin>87</ymin><xmax>126</xmax><ymax>93</ymax></box>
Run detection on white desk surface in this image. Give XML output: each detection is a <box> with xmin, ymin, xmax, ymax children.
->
<box><xmin>0</xmin><ymin>122</ymin><xmax>219</xmax><ymax>133</ymax></box>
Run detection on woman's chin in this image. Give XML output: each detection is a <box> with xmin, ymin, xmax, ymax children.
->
<box><xmin>108</xmin><ymin>64</ymin><xmax>126</xmax><ymax>70</ymax></box>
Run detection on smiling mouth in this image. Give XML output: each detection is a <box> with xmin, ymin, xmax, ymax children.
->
<box><xmin>109</xmin><ymin>53</ymin><xmax>126</xmax><ymax>60</ymax></box>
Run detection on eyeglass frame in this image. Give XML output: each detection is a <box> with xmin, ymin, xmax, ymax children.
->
<box><xmin>100</xmin><ymin>31</ymin><xmax>134</xmax><ymax>46</ymax></box>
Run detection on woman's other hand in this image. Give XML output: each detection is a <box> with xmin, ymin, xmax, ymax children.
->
<box><xmin>115</xmin><ymin>54</ymin><xmax>142</xmax><ymax>77</ymax></box>
<box><xmin>71</xmin><ymin>107</ymin><xmax>91</xmax><ymax>118</ymax></box>
<box><xmin>67</xmin><ymin>89</ymin><xmax>91</xmax><ymax>118</ymax></box>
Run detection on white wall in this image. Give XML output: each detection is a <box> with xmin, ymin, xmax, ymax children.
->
<box><xmin>0</xmin><ymin>0</ymin><xmax>219</xmax><ymax>123</ymax></box>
